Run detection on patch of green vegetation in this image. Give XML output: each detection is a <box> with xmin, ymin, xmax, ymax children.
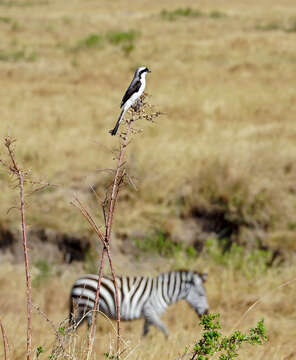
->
<box><xmin>209</xmin><ymin>10</ymin><xmax>227</xmax><ymax>19</ymax></box>
<box><xmin>205</xmin><ymin>237</ymin><xmax>272</xmax><ymax>276</ymax></box>
<box><xmin>134</xmin><ymin>231</ymin><xmax>182</xmax><ymax>257</ymax></box>
<box><xmin>0</xmin><ymin>16</ymin><xmax>11</xmax><ymax>23</ymax></box>
<box><xmin>287</xmin><ymin>222</ymin><xmax>296</xmax><ymax>230</ymax></box>
<box><xmin>83</xmin><ymin>249</ymin><xmax>99</xmax><ymax>274</ymax></box>
<box><xmin>122</xmin><ymin>43</ymin><xmax>135</xmax><ymax>56</ymax></box>
<box><xmin>160</xmin><ymin>8</ymin><xmax>227</xmax><ymax>21</ymax></box>
<box><xmin>256</xmin><ymin>19</ymin><xmax>296</xmax><ymax>33</ymax></box>
<box><xmin>73</xmin><ymin>33</ymin><xmax>104</xmax><ymax>51</ymax></box>
<box><xmin>32</xmin><ymin>259</ymin><xmax>52</xmax><ymax>288</ymax></box>
<box><xmin>36</xmin><ymin>346</ymin><xmax>44</xmax><ymax>359</ymax></box>
<box><xmin>133</xmin><ymin>231</ymin><xmax>197</xmax><ymax>258</ymax></box>
<box><xmin>104</xmin><ymin>353</ymin><xmax>119</xmax><ymax>360</ymax></box>
<box><xmin>72</xmin><ymin>30</ymin><xmax>139</xmax><ymax>55</ymax></box>
<box><xmin>256</xmin><ymin>22</ymin><xmax>280</xmax><ymax>31</ymax></box>
<box><xmin>186</xmin><ymin>245</ymin><xmax>197</xmax><ymax>258</ymax></box>
<box><xmin>58</xmin><ymin>326</ymin><xmax>65</xmax><ymax>336</ymax></box>
<box><xmin>187</xmin><ymin>313</ymin><xmax>267</xmax><ymax>360</ymax></box>
<box><xmin>0</xmin><ymin>49</ymin><xmax>37</xmax><ymax>62</ymax></box>
<box><xmin>0</xmin><ymin>0</ymin><xmax>48</xmax><ymax>7</ymax></box>
<box><xmin>106</xmin><ymin>30</ymin><xmax>138</xmax><ymax>56</ymax></box>
<box><xmin>161</xmin><ymin>7</ymin><xmax>203</xmax><ymax>21</ymax></box>
<box><xmin>106</xmin><ymin>30</ymin><xmax>138</xmax><ymax>45</ymax></box>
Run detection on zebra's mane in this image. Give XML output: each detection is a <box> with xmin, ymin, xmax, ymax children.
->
<box><xmin>167</xmin><ymin>269</ymin><xmax>203</xmax><ymax>277</ymax></box>
<box><xmin>94</xmin><ymin>269</ymin><xmax>206</xmax><ymax>283</ymax></box>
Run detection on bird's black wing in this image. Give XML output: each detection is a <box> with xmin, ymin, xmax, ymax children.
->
<box><xmin>120</xmin><ymin>79</ymin><xmax>141</xmax><ymax>107</ymax></box>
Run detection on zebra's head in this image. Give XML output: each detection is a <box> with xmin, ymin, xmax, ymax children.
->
<box><xmin>184</xmin><ymin>272</ymin><xmax>209</xmax><ymax>317</ymax></box>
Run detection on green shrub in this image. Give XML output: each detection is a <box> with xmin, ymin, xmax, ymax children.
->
<box><xmin>189</xmin><ymin>313</ymin><xmax>267</xmax><ymax>360</ymax></box>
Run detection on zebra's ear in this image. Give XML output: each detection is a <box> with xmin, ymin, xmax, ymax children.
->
<box><xmin>201</xmin><ymin>273</ymin><xmax>207</xmax><ymax>282</ymax></box>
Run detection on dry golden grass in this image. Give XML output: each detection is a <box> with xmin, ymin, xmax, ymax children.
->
<box><xmin>0</xmin><ymin>0</ymin><xmax>296</xmax><ymax>359</ymax></box>
<box><xmin>0</xmin><ymin>0</ymin><xmax>296</xmax><ymax>236</ymax></box>
<box><xmin>1</xmin><ymin>259</ymin><xmax>296</xmax><ymax>360</ymax></box>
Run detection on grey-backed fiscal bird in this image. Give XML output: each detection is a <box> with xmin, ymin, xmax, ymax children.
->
<box><xmin>110</xmin><ymin>66</ymin><xmax>151</xmax><ymax>136</ymax></box>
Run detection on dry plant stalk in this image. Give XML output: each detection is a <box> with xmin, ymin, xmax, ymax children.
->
<box><xmin>72</xmin><ymin>122</ymin><xmax>131</xmax><ymax>359</ymax></box>
<box><xmin>72</xmin><ymin>95</ymin><xmax>160</xmax><ymax>360</ymax></box>
<box><xmin>0</xmin><ymin>138</ymin><xmax>32</xmax><ymax>360</ymax></box>
<box><xmin>32</xmin><ymin>304</ymin><xmax>73</xmax><ymax>359</ymax></box>
<box><xmin>0</xmin><ymin>318</ymin><xmax>10</xmax><ymax>360</ymax></box>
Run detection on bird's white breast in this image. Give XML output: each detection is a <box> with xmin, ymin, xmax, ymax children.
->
<box><xmin>123</xmin><ymin>75</ymin><xmax>146</xmax><ymax>111</ymax></box>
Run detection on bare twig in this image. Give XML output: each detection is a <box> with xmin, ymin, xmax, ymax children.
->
<box><xmin>73</xmin><ymin>96</ymin><xmax>159</xmax><ymax>360</ymax></box>
<box><xmin>84</xmin><ymin>122</ymin><xmax>132</xmax><ymax>359</ymax></box>
<box><xmin>27</xmin><ymin>182</ymin><xmax>57</xmax><ymax>196</ymax></box>
<box><xmin>125</xmin><ymin>171</ymin><xmax>138</xmax><ymax>191</ymax></box>
<box><xmin>86</xmin><ymin>248</ymin><xmax>106</xmax><ymax>360</ymax></box>
<box><xmin>19</xmin><ymin>172</ymin><xmax>32</xmax><ymax>360</ymax></box>
<box><xmin>71</xmin><ymin>197</ymin><xmax>105</xmax><ymax>245</ymax></box>
<box><xmin>2</xmin><ymin>137</ymin><xmax>32</xmax><ymax>360</ymax></box>
<box><xmin>0</xmin><ymin>318</ymin><xmax>10</xmax><ymax>360</ymax></box>
<box><xmin>105</xmin><ymin>124</ymin><xmax>131</xmax><ymax>242</ymax></box>
<box><xmin>105</xmin><ymin>246</ymin><xmax>121</xmax><ymax>350</ymax></box>
<box><xmin>32</xmin><ymin>304</ymin><xmax>73</xmax><ymax>359</ymax></box>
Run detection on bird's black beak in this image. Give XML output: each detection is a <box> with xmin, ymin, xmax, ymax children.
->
<box><xmin>147</xmin><ymin>68</ymin><xmax>151</xmax><ymax>73</ymax></box>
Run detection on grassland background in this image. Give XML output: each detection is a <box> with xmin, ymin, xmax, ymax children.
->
<box><xmin>0</xmin><ymin>0</ymin><xmax>296</xmax><ymax>359</ymax></box>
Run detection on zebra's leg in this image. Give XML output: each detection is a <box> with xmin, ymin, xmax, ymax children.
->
<box><xmin>143</xmin><ymin>319</ymin><xmax>151</xmax><ymax>336</ymax></box>
<box><xmin>143</xmin><ymin>314</ymin><xmax>169</xmax><ymax>338</ymax></box>
<box><xmin>151</xmin><ymin>317</ymin><xmax>169</xmax><ymax>338</ymax></box>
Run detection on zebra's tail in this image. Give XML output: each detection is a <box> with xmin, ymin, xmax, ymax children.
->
<box><xmin>109</xmin><ymin>108</ymin><xmax>125</xmax><ymax>136</ymax></box>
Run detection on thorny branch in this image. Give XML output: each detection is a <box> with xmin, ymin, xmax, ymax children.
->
<box><xmin>74</xmin><ymin>122</ymin><xmax>132</xmax><ymax>360</ymax></box>
<box><xmin>1</xmin><ymin>137</ymin><xmax>32</xmax><ymax>360</ymax></box>
<box><xmin>72</xmin><ymin>96</ymin><xmax>161</xmax><ymax>360</ymax></box>
<box><xmin>0</xmin><ymin>137</ymin><xmax>54</xmax><ymax>360</ymax></box>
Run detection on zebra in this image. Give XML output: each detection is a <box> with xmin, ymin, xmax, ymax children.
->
<box><xmin>69</xmin><ymin>270</ymin><xmax>209</xmax><ymax>337</ymax></box>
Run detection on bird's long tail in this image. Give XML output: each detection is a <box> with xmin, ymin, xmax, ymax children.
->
<box><xmin>110</xmin><ymin>108</ymin><xmax>125</xmax><ymax>136</ymax></box>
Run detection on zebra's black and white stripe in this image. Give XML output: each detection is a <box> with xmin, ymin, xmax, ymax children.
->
<box><xmin>69</xmin><ymin>270</ymin><xmax>209</xmax><ymax>337</ymax></box>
